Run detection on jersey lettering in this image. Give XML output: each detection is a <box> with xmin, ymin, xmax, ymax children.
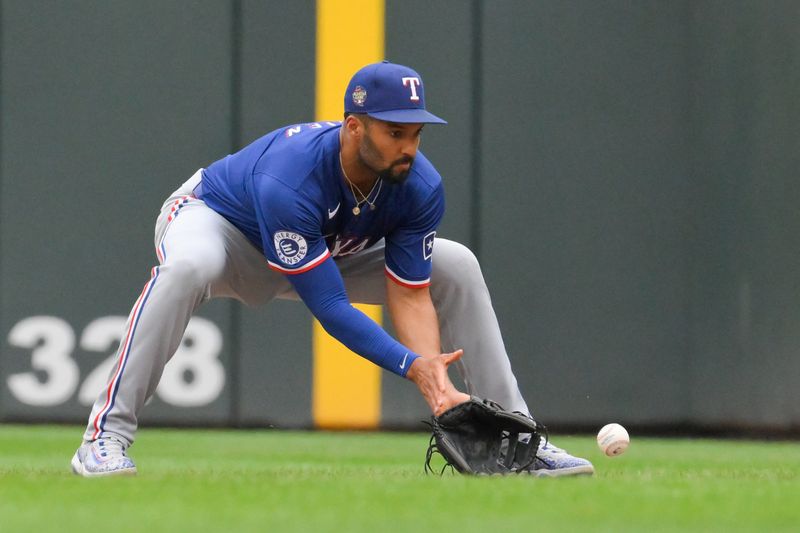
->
<box><xmin>285</xmin><ymin>122</ymin><xmax>341</xmax><ymax>138</ymax></box>
<box><xmin>330</xmin><ymin>237</ymin><xmax>370</xmax><ymax>257</ymax></box>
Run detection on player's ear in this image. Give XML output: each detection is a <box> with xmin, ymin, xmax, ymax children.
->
<box><xmin>344</xmin><ymin>114</ymin><xmax>366</xmax><ymax>137</ymax></box>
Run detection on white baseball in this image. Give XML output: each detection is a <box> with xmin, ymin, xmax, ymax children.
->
<box><xmin>597</xmin><ymin>423</ymin><xmax>630</xmax><ymax>456</ymax></box>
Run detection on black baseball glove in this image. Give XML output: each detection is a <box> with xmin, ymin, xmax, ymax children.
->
<box><xmin>424</xmin><ymin>396</ymin><xmax>545</xmax><ymax>475</ymax></box>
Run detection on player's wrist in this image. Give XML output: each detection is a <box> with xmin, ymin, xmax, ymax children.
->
<box><xmin>400</xmin><ymin>353</ymin><xmax>422</xmax><ymax>379</ymax></box>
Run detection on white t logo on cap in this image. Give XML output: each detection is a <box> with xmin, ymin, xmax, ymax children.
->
<box><xmin>402</xmin><ymin>77</ymin><xmax>421</xmax><ymax>102</ymax></box>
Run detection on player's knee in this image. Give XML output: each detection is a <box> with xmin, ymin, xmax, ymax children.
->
<box><xmin>163</xmin><ymin>253</ymin><xmax>224</xmax><ymax>290</ymax></box>
<box><xmin>432</xmin><ymin>240</ymin><xmax>483</xmax><ymax>285</ymax></box>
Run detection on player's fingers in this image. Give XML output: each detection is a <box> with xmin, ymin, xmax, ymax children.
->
<box><xmin>442</xmin><ymin>349</ymin><xmax>464</xmax><ymax>367</ymax></box>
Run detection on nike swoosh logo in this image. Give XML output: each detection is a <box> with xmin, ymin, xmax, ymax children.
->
<box><xmin>328</xmin><ymin>203</ymin><xmax>341</xmax><ymax>219</ymax></box>
<box><xmin>399</xmin><ymin>353</ymin><xmax>409</xmax><ymax>370</ymax></box>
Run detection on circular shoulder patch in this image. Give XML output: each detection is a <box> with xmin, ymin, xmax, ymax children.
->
<box><xmin>273</xmin><ymin>231</ymin><xmax>308</xmax><ymax>265</ymax></box>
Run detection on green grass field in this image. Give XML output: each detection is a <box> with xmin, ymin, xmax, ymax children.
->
<box><xmin>1</xmin><ymin>425</ymin><xmax>798</xmax><ymax>532</ymax></box>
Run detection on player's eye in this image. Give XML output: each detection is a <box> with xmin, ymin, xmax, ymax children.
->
<box><xmin>389</xmin><ymin>130</ymin><xmax>401</xmax><ymax>138</ymax></box>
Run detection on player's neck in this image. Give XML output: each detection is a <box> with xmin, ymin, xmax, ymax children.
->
<box><xmin>344</xmin><ymin>161</ymin><xmax>379</xmax><ymax>193</ymax></box>
<box><xmin>339</xmin><ymin>133</ymin><xmax>379</xmax><ymax>192</ymax></box>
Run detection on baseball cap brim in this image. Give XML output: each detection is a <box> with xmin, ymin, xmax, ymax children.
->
<box><xmin>367</xmin><ymin>108</ymin><xmax>447</xmax><ymax>125</ymax></box>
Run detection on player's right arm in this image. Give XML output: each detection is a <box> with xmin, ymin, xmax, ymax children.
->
<box><xmin>285</xmin><ymin>257</ymin><xmax>420</xmax><ymax>376</ymax></box>
<box><xmin>287</xmin><ymin>256</ymin><xmax>465</xmax><ymax>415</ymax></box>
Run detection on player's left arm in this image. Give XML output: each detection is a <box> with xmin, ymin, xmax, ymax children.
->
<box><xmin>383</xmin><ymin>167</ymin><xmax>446</xmax><ymax>357</ymax></box>
<box><xmin>385</xmin><ymin>281</ymin><xmax>440</xmax><ymax>358</ymax></box>
<box><xmin>386</xmin><ymin>278</ymin><xmax>470</xmax><ymax>413</ymax></box>
<box><xmin>384</xmin><ymin>174</ymin><xmax>469</xmax><ymax>412</ymax></box>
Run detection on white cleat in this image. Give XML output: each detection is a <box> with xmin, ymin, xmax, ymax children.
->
<box><xmin>71</xmin><ymin>437</ymin><xmax>137</xmax><ymax>477</ymax></box>
<box><xmin>524</xmin><ymin>441</ymin><xmax>595</xmax><ymax>477</ymax></box>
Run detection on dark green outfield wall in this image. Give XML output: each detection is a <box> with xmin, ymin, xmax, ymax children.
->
<box><xmin>1</xmin><ymin>1</ymin><xmax>798</xmax><ymax>431</ymax></box>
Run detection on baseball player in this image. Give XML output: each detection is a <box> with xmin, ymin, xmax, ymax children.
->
<box><xmin>71</xmin><ymin>61</ymin><xmax>594</xmax><ymax>477</ymax></box>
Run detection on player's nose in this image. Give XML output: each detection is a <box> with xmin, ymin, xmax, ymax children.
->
<box><xmin>401</xmin><ymin>140</ymin><xmax>418</xmax><ymax>158</ymax></box>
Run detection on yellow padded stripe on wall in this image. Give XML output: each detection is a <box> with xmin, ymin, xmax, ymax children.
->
<box><xmin>313</xmin><ymin>0</ymin><xmax>385</xmax><ymax>429</ymax></box>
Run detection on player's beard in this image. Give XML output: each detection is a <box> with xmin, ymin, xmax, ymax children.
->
<box><xmin>359</xmin><ymin>130</ymin><xmax>414</xmax><ymax>185</ymax></box>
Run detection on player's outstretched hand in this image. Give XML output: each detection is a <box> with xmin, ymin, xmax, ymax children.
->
<box><xmin>406</xmin><ymin>349</ymin><xmax>470</xmax><ymax>416</ymax></box>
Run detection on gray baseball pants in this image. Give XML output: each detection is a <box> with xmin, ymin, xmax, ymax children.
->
<box><xmin>82</xmin><ymin>170</ymin><xmax>528</xmax><ymax>446</ymax></box>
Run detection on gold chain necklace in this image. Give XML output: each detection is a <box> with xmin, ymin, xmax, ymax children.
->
<box><xmin>340</xmin><ymin>153</ymin><xmax>382</xmax><ymax>215</ymax></box>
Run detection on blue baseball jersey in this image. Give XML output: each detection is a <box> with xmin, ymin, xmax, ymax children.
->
<box><xmin>199</xmin><ymin>121</ymin><xmax>443</xmax><ymax>288</ymax></box>
<box><xmin>195</xmin><ymin>121</ymin><xmax>445</xmax><ymax>377</ymax></box>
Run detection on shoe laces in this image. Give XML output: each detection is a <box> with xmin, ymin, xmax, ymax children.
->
<box><xmin>95</xmin><ymin>437</ymin><xmax>127</xmax><ymax>459</ymax></box>
<box><xmin>539</xmin><ymin>441</ymin><xmax>567</xmax><ymax>454</ymax></box>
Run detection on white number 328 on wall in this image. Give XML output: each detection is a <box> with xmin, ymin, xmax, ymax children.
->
<box><xmin>6</xmin><ymin>315</ymin><xmax>224</xmax><ymax>408</ymax></box>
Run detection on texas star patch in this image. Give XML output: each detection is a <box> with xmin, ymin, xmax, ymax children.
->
<box><xmin>423</xmin><ymin>231</ymin><xmax>436</xmax><ymax>260</ymax></box>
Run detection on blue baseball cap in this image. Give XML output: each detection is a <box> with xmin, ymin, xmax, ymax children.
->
<box><xmin>344</xmin><ymin>61</ymin><xmax>447</xmax><ymax>124</ymax></box>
